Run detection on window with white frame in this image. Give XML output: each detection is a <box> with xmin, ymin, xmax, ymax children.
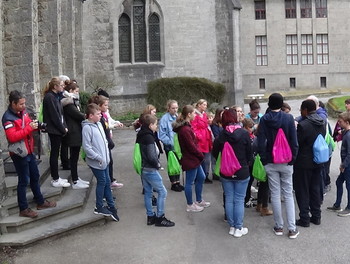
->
<box><xmin>300</xmin><ymin>0</ymin><xmax>312</xmax><ymax>18</ymax></box>
<box><xmin>286</xmin><ymin>35</ymin><xmax>298</xmax><ymax>65</ymax></box>
<box><xmin>316</xmin><ymin>34</ymin><xmax>329</xmax><ymax>64</ymax></box>
<box><xmin>316</xmin><ymin>0</ymin><xmax>327</xmax><ymax>18</ymax></box>
<box><xmin>301</xmin><ymin>34</ymin><xmax>313</xmax><ymax>65</ymax></box>
<box><xmin>256</xmin><ymin>36</ymin><xmax>268</xmax><ymax>66</ymax></box>
<box><xmin>118</xmin><ymin>0</ymin><xmax>162</xmax><ymax>64</ymax></box>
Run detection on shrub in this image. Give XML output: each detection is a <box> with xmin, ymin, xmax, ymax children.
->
<box><xmin>147</xmin><ymin>77</ymin><xmax>226</xmax><ymax>112</ymax></box>
<box><xmin>79</xmin><ymin>91</ymin><xmax>92</xmax><ymax>114</ymax></box>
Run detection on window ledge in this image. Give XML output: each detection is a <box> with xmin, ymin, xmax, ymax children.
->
<box><xmin>116</xmin><ymin>62</ymin><xmax>165</xmax><ymax>69</ymax></box>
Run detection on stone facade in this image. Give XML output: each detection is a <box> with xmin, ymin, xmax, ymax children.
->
<box><xmin>240</xmin><ymin>0</ymin><xmax>350</xmax><ymax>96</ymax></box>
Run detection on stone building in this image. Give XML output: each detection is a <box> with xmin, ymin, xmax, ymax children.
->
<box><xmin>240</xmin><ymin>0</ymin><xmax>350</xmax><ymax>95</ymax></box>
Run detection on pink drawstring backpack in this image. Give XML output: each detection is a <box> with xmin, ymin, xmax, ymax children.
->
<box><xmin>272</xmin><ymin>128</ymin><xmax>292</xmax><ymax>164</ymax></box>
<box><xmin>220</xmin><ymin>142</ymin><xmax>242</xmax><ymax>177</ymax></box>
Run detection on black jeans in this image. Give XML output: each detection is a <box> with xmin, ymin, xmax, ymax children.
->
<box><xmin>70</xmin><ymin>146</ymin><xmax>81</xmax><ymax>182</ymax></box>
<box><xmin>49</xmin><ymin>134</ymin><xmax>63</xmax><ymax>181</ymax></box>
<box><xmin>293</xmin><ymin>167</ymin><xmax>322</xmax><ymax>223</ymax></box>
<box><xmin>109</xmin><ymin>149</ymin><xmax>114</xmax><ymax>182</ymax></box>
<box><xmin>60</xmin><ymin>141</ymin><xmax>70</xmax><ymax>168</ymax></box>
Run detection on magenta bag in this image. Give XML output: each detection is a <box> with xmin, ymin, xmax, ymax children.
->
<box><xmin>272</xmin><ymin>128</ymin><xmax>292</xmax><ymax>164</ymax></box>
<box><xmin>220</xmin><ymin>142</ymin><xmax>242</xmax><ymax>177</ymax></box>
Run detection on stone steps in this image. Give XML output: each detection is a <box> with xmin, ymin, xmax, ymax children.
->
<box><xmin>0</xmin><ymin>156</ymin><xmax>106</xmax><ymax>247</ymax></box>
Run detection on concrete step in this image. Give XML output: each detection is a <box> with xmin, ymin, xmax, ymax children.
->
<box><xmin>0</xmin><ymin>186</ymin><xmax>106</xmax><ymax>247</ymax></box>
<box><xmin>0</xmin><ymin>165</ymin><xmax>94</xmax><ymax>234</ymax></box>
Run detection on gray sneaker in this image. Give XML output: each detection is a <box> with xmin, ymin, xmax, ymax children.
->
<box><xmin>338</xmin><ymin>208</ymin><xmax>350</xmax><ymax>217</ymax></box>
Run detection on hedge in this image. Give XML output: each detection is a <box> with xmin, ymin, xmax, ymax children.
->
<box><xmin>147</xmin><ymin>77</ymin><xmax>226</xmax><ymax>112</ymax></box>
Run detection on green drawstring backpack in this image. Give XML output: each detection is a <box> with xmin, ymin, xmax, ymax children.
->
<box><xmin>252</xmin><ymin>154</ymin><xmax>267</xmax><ymax>182</ymax></box>
<box><xmin>173</xmin><ymin>133</ymin><xmax>182</xmax><ymax>160</ymax></box>
<box><xmin>133</xmin><ymin>143</ymin><xmax>142</xmax><ymax>175</ymax></box>
<box><xmin>167</xmin><ymin>150</ymin><xmax>181</xmax><ymax>176</ymax></box>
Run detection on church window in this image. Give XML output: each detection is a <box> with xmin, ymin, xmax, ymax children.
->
<box><xmin>119</xmin><ymin>14</ymin><xmax>132</xmax><ymax>63</ymax></box>
<box><xmin>149</xmin><ymin>14</ymin><xmax>161</xmax><ymax>62</ymax></box>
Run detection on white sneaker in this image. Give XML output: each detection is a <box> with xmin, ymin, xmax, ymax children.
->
<box><xmin>111</xmin><ymin>181</ymin><xmax>124</xmax><ymax>188</ymax></box>
<box><xmin>78</xmin><ymin>178</ymin><xmax>90</xmax><ymax>185</ymax></box>
<box><xmin>51</xmin><ymin>178</ymin><xmax>71</xmax><ymax>188</ymax></box>
<box><xmin>233</xmin><ymin>227</ymin><xmax>248</xmax><ymax>238</ymax></box>
<box><xmin>195</xmin><ymin>200</ymin><xmax>211</xmax><ymax>208</ymax></box>
<box><xmin>186</xmin><ymin>203</ymin><xmax>204</xmax><ymax>212</ymax></box>
<box><xmin>72</xmin><ymin>180</ymin><xmax>89</xmax><ymax>189</ymax></box>
<box><xmin>229</xmin><ymin>227</ymin><xmax>235</xmax><ymax>236</ymax></box>
<box><xmin>59</xmin><ymin>177</ymin><xmax>68</xmax><ymax>183</ymax></box>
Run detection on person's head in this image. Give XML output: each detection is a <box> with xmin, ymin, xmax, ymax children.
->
<box><xmin>242</xmin><ymin>118</ymin><xmax>254</xmax><ymax>132</ymax></box>
<box><xmin>281</xmin><ymin>102</ymin><xmax>291</xmax><ymax>113</ymax></box>
<box><xmin>195</xmin><ymin>99</ymin><xmax>207</xmax><ymax>112</ymax></box>
<box><xmin>43</xmin><ymin>77</ymin><xmax>65</xmax><ymax>95</ymax></box>
<box><xmin>97</xmin><ymin>95</ymin><xmax>109</xmax><ymax>113</ymax></box>
<box><xmin>306</xmin><ymin>95</ymin><xmax>320</xmax><ymax>109</ymax></box>
<box><xmin>9</xmin><ymin>90</ymin><xmax>26</xmax><ymax>113</ymax></box>
<box><xmin>65</xmin><ymin>82</ymin><xmax>79</xmax><ymax>95</ymax></box>
<box><xmin>300</xmin><ymin>99</ymin><xmax>316</xmax><ymax>117</ymax></box>
<box><xmin>166</xmin><ymin>100</ymin><xmax>178</xmax><ymax>115</ymax></box>
<box><xmin>221</xmin><ymin>109</ymin><xmax>238</xmax><ymax>129</ymax></box>
<box><xmin>338</xmin><ymin>112</ymin><xmax>350</xmax><ymax>129</ymax></box>
<box><xmin>180</xmin><ymin>105</ymin><xmax>195</xmax><ymax>122</ymax></box>
<box><xmin>143</xmin><ymin>104</ymin><xmax>156</xmax><ymax>116</ymax></box>
<box><xmin>212</xmin><ymin>108</ymin><xmax>224</xmax><ymax>126</ymax></box>
<box><xmin>59</xmin><ymin>75</ymin><xmax>70</xmax><ymax>83</ymax></box>
<box><xmin>207</xmin><ymin>112</ymin><xmax>214</xmax><ymax>125</ymax></box>
<box><xmin>345</xmin><ymin>99</ymin><xmax>350</xmax><ymax>111</ymax></box>
<box><xmin>85</xmin><ymin>103</ymin><xmax>101</xmax><ymax>123</ymax></box>
<box><xmin>142</xmin><ymin>114</ymin><xmax>158</xmax><ymax>132</ymax></box>
<box><xmin>97</xmin><ymin>88</ymin><xmax>110</xmax><ymax>98</ymax></box>
<box><xmin>231</xmin><ymin>105</ymin><xmax>244</xmax><ymax>122</ymax></box>
<box><xmin>268</xmin><ymin>93</ymin><xmax>284</xmax><ymax>110</ymax></box>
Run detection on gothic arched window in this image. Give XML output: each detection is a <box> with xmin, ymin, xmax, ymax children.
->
<box><xmin>118</xmin><ymin>0</ymin><xmax>162</xmax><ymax>64</ymax></box>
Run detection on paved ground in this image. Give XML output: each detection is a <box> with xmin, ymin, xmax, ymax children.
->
<box><xmin>8</xmin><ymin>96</ymin><xmax>350</xmax><ymax>264</ymax></box>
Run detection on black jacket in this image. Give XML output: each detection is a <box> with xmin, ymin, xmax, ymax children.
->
<box><xmin>294</xmin><ymin>112</ymin><xmax>326</xmax><ymax>169</ymax></box>
<box><xmin>62</xmin><ymin>97</ymin><xmax>85</xmax><ymax>147</ymax></box>
<box><xmin>43</xmin><ymin>91</ymin><xmax>67</xmax><ymax>136</ymax></box>
<box><xmin>212</xmin><ymin>125</ymin><xmax>252</xmax><ymax>181</ymax></box>
<box><xmin>136</xmin><ymin>126</ymin><xmax>160</xmax><ymax>170</ymax></box>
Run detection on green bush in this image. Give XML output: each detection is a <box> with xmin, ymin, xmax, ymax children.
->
<box><xmin>147</xmin><ymin>77</ymin><xmax>226</xmax><ymax>112</ymax></box>
<box><xmin>79</xmin><ymin>91</ymin><xmax>92</xmax><ymax>114</ymax></box>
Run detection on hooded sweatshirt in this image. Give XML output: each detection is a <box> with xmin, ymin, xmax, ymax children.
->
<box><xmin>257</xmin><ymin>110</ymin><xmax>298</xmax><ymax>165</ymax></box>
<box><xmin>212</xmin><ymin>125</ymin><xmax>252</xmax><ymax>180</ymax></box>
<box><xmin>136</xmin><ymin>126</ymin><xmax>160</xmax><ymax>171</ymax></box>
<box><xmin>294</xmin><ymin>112</ymin><xmax>326</xmax><ymax>169</ymax></box>
<box><xmin>81</xmin><ymin>120</ymin><xmax>110</xmax><ymax>170</ymax></box>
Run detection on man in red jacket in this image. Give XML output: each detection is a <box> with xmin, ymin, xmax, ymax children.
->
<box><xmin>2</xmin><ymin>90</ymin><xmax>56</xmax><ymax>218</ymax></box>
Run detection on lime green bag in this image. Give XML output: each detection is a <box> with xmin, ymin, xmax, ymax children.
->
<box><xmin>80</xmin><ymin>148</ymin><xmax>86</xmax><ymax>161</ymax></box>
<box><xmin>167</xmin><ymin>151</ymin><xmax>181</xmax><ymax>176</ymax></box>
<box><xmin>133</xmin><ymin>143</ymin><xmax>142</xmax><ymax>175</ymax></box>
<box><xmin>252</xmin><ymin>154</ymin><xmax>267</xmax><ymax>182</ymax></box>
<box><xmin>214</xmin><ymin>152</ymin><xmax>222</xmax><ymax>177</ymax></box>
<box><xmin>325</xmin><ymin>128</ymin><xmax>335</xmax><ymax>153</ymax></box>
<box><xmin>173</xmin><ymin>133</ymin><xmax>182</xmax><ymax>160</ymax></box>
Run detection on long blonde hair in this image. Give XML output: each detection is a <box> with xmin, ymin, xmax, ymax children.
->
<box><xmin>43</xmin><ymin>77</ymin><xmax>61</xmax><ymax>95</ymax></box>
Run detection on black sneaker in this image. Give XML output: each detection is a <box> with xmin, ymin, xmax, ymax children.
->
<box><xmin>147</xmin><ymin>214</ymin><xmax>156</xmax><ymax>225</ymax></box>
<box><xmin>155</xmin><ymin>215</ymin><xmax>175</xmax><ymax>227</ymax></box>
<box><xmin>178</xmin><ymin>183</ymin><xmax>185</xmax><ymax>191</ymax></box>
<box><xmin>94</xmin><ymin>207</ymin><xmax>112</xmax><ymax>216</ymax></box>
<box><xmin>152</xmin><ymin>195</ymin><xmax>157</xmax><ymax>206</ymax></box>
<box><xmin>327</xmin><ymin>205</ymin><xmax>342</xmax><ymax>212</ymax></box>
<box><xmin>295</xmin><ymin>219</ymin><xmax>310</xmax><ymax>227</ymax></box>
<box><xmin>288</xmin><ymin>229</ymin><xmax>299</xmax><ymax>239</ymax></box>
<box><xmin>310</xmin><ymin>217</ymin><xmax>321</xmax><ymax>225</ymax></box>
<box><xmin>108</xmin><ymin>207</ymin><xmax>119</xmax><ymax>222</ymax></box>
<box><xmin>171</xmin><ymin>183</ymin><xmax>183</xmax><ymax>192</ymax></box>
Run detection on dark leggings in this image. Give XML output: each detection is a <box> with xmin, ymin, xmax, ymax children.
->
<box><xmin>48</xmin><ymin>134</ymin><xmax>62</xmax><ymax>181</ymax></box>
<box><xmin>109</xmin><ymin>149</ymin><xmax>114</xmax><ymax>183</ymax></box>
<box><xmin>257</xmin><ymin>180</ymin><xmax>270</xmax><ymax>207</ymax></box>
<box><xmin>70</xmin><ymin>146</ymin><xmax>81</xmax><ymax>182</ymax></box>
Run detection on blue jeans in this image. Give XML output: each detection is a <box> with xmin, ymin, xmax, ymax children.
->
<box><xmin>185</xmin><ymin>165</ymin><xmax>205</xmax><ymax>205</ymax></box>
<box><xmin>11</xmin><ymin>154</ymin><xmax>45</xmax><ymax>211</ymax></box>
<box><xmin>335</xmin><ymin>167</ymin><xmax>350</xmax><ymax>209</ymax></box>
<box><xmin>141</xmin><ymin>170</ymin><xmax>167</xmax><ymax>216</ymax></box>
<box><xmin>221</xmin><ymin>177</ymin><xmax>249</xmax><ymax>229</ymax></box>
<box><xmin>90</xmin><ymin>166</ymin><xmax>115</xmax><ymax>210</ymax></box>
<box><xmin>265</xmin><ymin>163</ymin><xmax>296</xmax><ymax>231</ymax></box>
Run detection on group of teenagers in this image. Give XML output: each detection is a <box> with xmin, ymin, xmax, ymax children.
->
<box><xmin>136</xmin><ymin>93</ymin><xmax>350</xmax><ymax>239</ymax></box>
<box><xmin>2</xmin><ymin>76</ymin><xmax>123</xmax><ymax>220</ymax></box>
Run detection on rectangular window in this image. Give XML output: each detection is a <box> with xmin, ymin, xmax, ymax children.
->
<box><xmin>255</xmin><ymin>0</ymin><xmax>266</xmax><ymax>20</ymax></box>
<box><xmin>316</xmin><ymin>34</ymin><xmax>329</xmax><ymax>64</ymax></box>
<box><xmin>300</xmin><ymin>0</ymin><xmax>312</xmax><ymax>18</ymax></box>
<box><xmin>290</xmin><ymin>78</ymin><xmax>296</xmax><ymax>88</ymax></box>
<box><xmin>301</xmin><ymin>34</ymin><xmax>313</xmax><ymax>65</ymax></box>
<box><xmin>320</xmin><ymin>77</ymin><xmax>327</xmax><ymax>88</ymax></box>
<box><xmin>256</xmin><ymin>36</ymin><xmax>268</xmax><ymax>66</ymax></box>
<box><xmin>286</xmin><ymin>35</ymin><xmax>298</xmax><ymax>65</ymax></box>
<box><xmin>259</xmin><ymin>78</ymin><xmax>266</xmax><ymax>89</ymax></box>
<box><xmin>316</xmin><ymin>0</ymin><xmax>327</xmax><ymax>18</ymax></box>
<box><xmin>285</xmin><ymin>0</ymin><xmax>296</xmax><ymax>18</ymax></box>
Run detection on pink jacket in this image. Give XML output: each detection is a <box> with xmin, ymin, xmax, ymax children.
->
<box><xmin>191</xmin><ymin>110</ymin><xmax>213</xmax><ymax>153</ymax></box>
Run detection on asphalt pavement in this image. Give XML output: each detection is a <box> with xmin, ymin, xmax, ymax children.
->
<box><xmin>12</xmin><ymin>96</ymin><xmax>350</xmax><ymax>264</ymax></box>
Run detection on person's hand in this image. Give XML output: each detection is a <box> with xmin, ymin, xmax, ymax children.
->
<box><xmin>115</xmin><ymin>122</ymin><xmax>124</xmax><ymax>128</ymax></box>
<box><xmin>30</xmin><ymin>120</ymin><xmax>38</xmax><ymax>129</ymax></box>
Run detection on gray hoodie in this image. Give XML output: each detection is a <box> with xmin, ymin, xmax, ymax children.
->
<box><xmin>82</xmin><ymin>120</ymin><xmax>110</xmax><ymax>170</ymax></box>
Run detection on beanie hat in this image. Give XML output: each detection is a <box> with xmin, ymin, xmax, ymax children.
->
<box><xmin>97</xmin><ymin>89</ymin><xmax>110</xmax><ymax>98</ymax></box>
<box><xmin>268</xmin><ymin>93</ymin><xmax>283</xmax><ymax>110</ymax></box>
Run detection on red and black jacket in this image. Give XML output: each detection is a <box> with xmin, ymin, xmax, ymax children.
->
<box><xmin>2</xmin><ymin>107</ymin><xmax>35</xmax><ymax>156</ymax></box>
